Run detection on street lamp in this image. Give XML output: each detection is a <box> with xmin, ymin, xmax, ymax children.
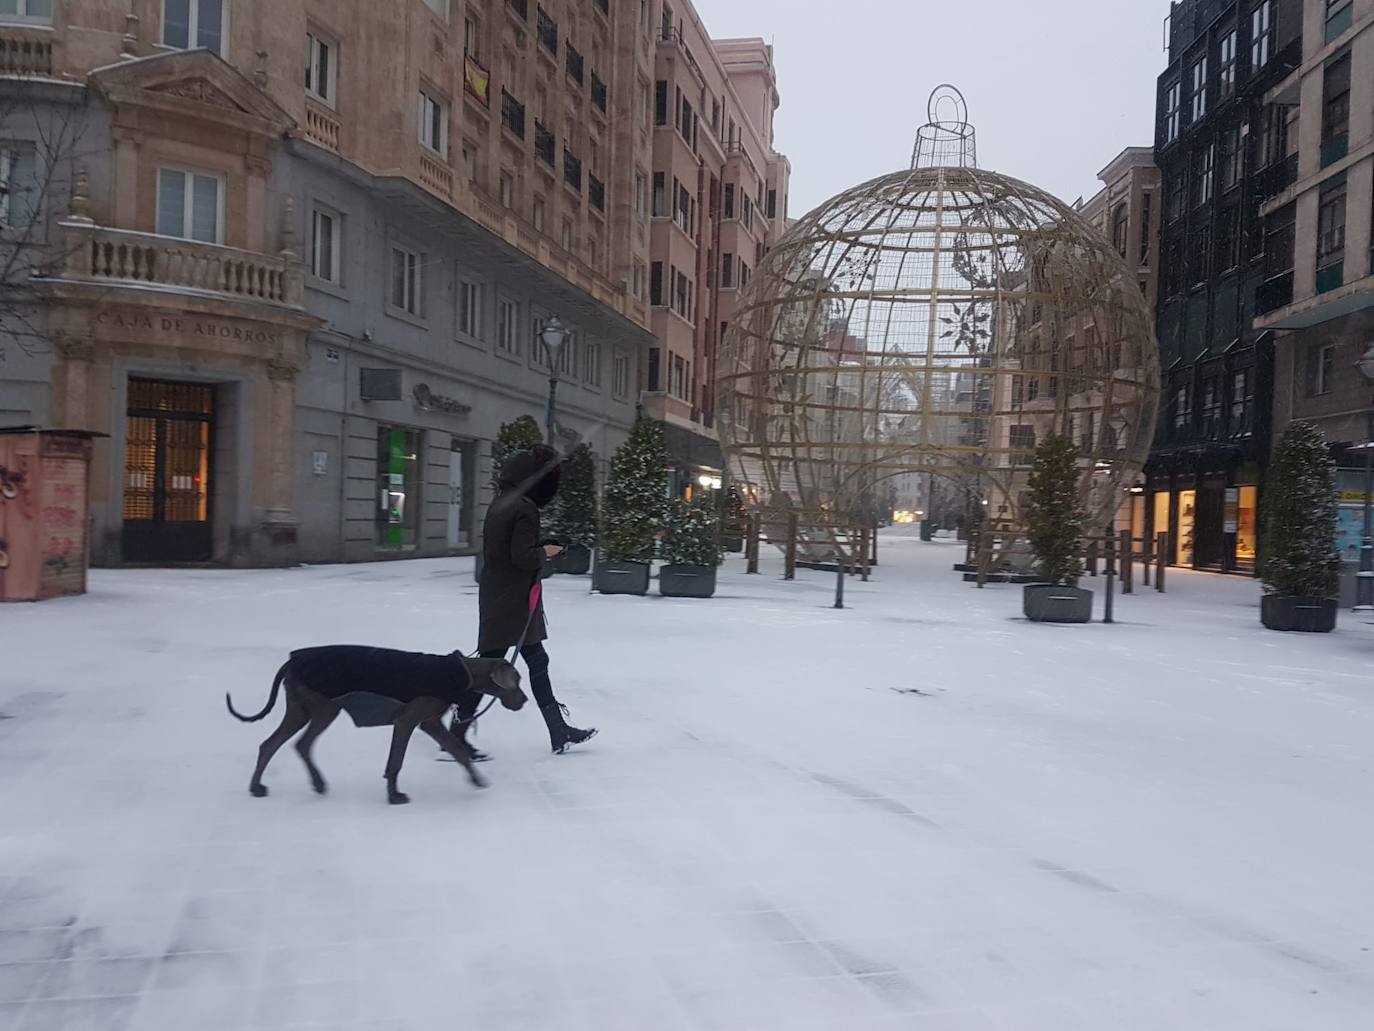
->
<box><xmin>1353</xmin><ymin>345</ymin><xmax>1374</xmax><ymax>610</ymax></box>
<box><xmin>540</xmin><ymin>316</ymin><xmax>569</xmax><ymax>446</ymax></box>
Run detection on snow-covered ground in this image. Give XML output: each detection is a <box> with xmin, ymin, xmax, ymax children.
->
<box><xmin>2</xmin><ymin>534</ymin><xmax>1374</xmax><ymax>1031</ymax></box>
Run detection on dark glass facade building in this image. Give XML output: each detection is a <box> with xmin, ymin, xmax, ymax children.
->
<box><xmin>1148</xmin><ymin>0</ymin><xmax>1303</xmax><ymax>573</ymax></box>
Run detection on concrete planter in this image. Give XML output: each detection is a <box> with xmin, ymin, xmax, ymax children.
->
<box><xmin>1260</xmin><ymin>595</ymin><xmax>1337</xmax><ymax>633</ymax></box>
<box><xmin>1022</xmin><ymin>583</ymin><xmax>1093</xmax><ymax>623</ymax></box>
<box><xmin>659</xmin><ymin>564</ymin><xmax>718</xmax><ymax>598</ymax></box>
<box><xmin>548</xmin><ymin>544</ymin><xmax>592</xmax><ymax>575</ymax></box>
<box><xmin>594</xmin><ymin>559</ymin><xmax>650</xmax><ymax>596</ymax></box>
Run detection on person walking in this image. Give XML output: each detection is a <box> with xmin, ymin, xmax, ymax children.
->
<box><xmin>452</xmin><ymin>444</ymin><xmax>596</xmax><ymax>757</ymax></box>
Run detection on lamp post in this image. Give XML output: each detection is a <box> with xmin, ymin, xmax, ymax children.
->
<box><xmin>540</xmin><ymin>316</ymin><xmax>569</xmax><ymax>447</ymax></box>
<box><xmin>1353</xmin><ymin>347</ymin><xmax>1374</xmax><ymax>610</ymax></box>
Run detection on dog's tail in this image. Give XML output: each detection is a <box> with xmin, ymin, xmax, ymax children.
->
<box><xmin>226</xmin><ymin>662</ymin><xmax>289</xmax><ymax>723</ymax></box>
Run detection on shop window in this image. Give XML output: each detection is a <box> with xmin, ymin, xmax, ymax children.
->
<box><xmin>1177</xmin><ymin>489</ymin><xmax>1197</xmax><ymax>566</ymax></box>
<box><xmin>156</xmin><ymin>167</ymin><xmax>222</xmax><ymax>244</ymax></box>
<box><xmin>1152</xmin><ymin>491</ymin><xmax>1171</xmax><ymax>551</ymax></box>
<box><xmin>1234</xmin><ymin>485</ymin><xmax>1257</xmax><ymax>570</ymax></box>
<box><xmin>376</xmin><ymin>426</ymin><xmax>421</xmax><ymax>549</ymax></box>
<box><xmin>163</xmin><ymin>0</ymin><xmax>225</xmax><ymax>55</ymax></box>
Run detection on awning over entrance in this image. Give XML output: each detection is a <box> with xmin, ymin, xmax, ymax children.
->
<box><xmin>661</xmin><ymin>421</ymin><xmax>724</xmax><ymax>473</ymax></box>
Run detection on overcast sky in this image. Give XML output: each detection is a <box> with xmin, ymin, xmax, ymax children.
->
<box><xmin>690</xmin><ymin>0</ymin><xmax>1177</xmax><ymax>216</ymax></box>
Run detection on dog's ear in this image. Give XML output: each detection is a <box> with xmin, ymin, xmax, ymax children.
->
<box><xmin>493</xmin><ymin>661</ymin><xmax>522</xmax><ymax>692</ymax></box>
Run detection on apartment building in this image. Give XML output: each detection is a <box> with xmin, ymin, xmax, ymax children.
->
<box><xmin>1253</xmin><ymin>0</ymin><xmax>1374</xmax><ymax>579</ymax></box>
<box><xmin>643</xmin><ymin>3</ymin><xmax>790</xmax><ymax>493</ymax></box>
<box><xmin>0</xmin><ymin>0</ymin><xmax>786</xmax><ymax>565</ymax></box>
<box><xmin>1149</xmin><ymin>0</ymin><xmax>1304</xmax><ymax>575</ymax></box>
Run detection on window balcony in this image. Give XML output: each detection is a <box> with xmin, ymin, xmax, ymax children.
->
<box><xmin>590</xmin><ymin>72</ymin><xmax>607</xmax><ymax>115</ymax></box>
<box><xmin>536</xmin><ymin>7</ymin><xmax>557</xmax><ymax>56</ymax></box>
<box><xmin>500</xmin><ymin>89</ymin><xmax>526</xmax><ymax>139</ymax></box>
<box><xmin>565</xmin><ymin>44</ymin><xmax>584</xmax><ymax>86</ymax></box>
<box><xmin>419</xmin><ymin>151</ymin><xmax>454</xmax><ymax>200</ymax></box>
<box><xmin>304</xmin><ymin>99</ymin><xmax>340</xmax><ymax>153</ymax></box>
<box><xmin>48</xmin><ymin>224</ymin><xmax>305</xmax><ymax>311</ymax></box>
<box><xmin>534</xmin><ymin>121</ymin><xmax>555</xmax><ymax>168</ymax></box>
<box><xmin>0</xmin><ymin>24</ymin><xmax>51</xmax><ymax>75</ymax></box>
<box><xmin>563</xmin><ymin>150</ymin><xmax>582</xmax><ymax>193</ymax></box>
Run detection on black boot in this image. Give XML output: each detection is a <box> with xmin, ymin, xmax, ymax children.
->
<box><xmin>447</xmin><ymin>713</ymin><xmax>490</xmax><ymax>762</ymax></box>
<box><xmin>541</xmin><ymin>704</ymin><xmax>597</xmax><ymax>755</ymax></box>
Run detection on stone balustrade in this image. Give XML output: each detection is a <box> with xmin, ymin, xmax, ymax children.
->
<box><xmin>60</xmin><ymin>224</ymin><xmax>305</xmax><ymax>309</ymax></box>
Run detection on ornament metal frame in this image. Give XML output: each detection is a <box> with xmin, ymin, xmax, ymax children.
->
<box><xmin>715</xmin><ymin>86</ymin><xmax>1160</xmax><ymax>568</ymax></box>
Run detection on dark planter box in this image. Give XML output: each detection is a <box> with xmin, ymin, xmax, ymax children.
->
<box><xmin>1261</xmin><ymin>594</ymin><xmax>1337</xmax><ymax>633</ymax></box>
<box><xmin>722</xmin><ymin>536</ymin><xmax>744</xmax><ymax>554</ymax></box>
<box><xmin>1023</xmin><ymin>583</ymin><xmax>1093</xmax><ymax>623</ymax></box>
<box><xmin>594</xmin><ymin>559</ymin><xmax>650</xmax><ymax>596</ymax></box>
<box><xmin>548</xmin><ymin>544</ymin><xmax>592</xmax><ymax>575</ymax></box>
<box><xmin>659</xmin><ymin>564</ymin><xmax>718</xmax><ymax>598</ymax></box>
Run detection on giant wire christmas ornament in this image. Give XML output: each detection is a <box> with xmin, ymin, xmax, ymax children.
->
<box><xmin>715</xmin><ymin>85</ymin><xmax>1160</xmax><ymax>568</ymax></box>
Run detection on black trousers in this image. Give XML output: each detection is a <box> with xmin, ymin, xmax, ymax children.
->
<box><xmin>457</xmin><ymin>643</ymin><xmax>556</xmax><ymax>718</ymax></box>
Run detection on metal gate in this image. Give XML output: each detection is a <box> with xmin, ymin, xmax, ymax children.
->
<box><xmin>122</xmin><ymin>379</ymin><xmax>214</xmax><ymax>563</ymax></box>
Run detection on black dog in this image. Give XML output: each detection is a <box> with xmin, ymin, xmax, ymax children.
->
<box><xmin>226</xmin><ymin>646</ymin><xmax>527</xmax><ymax>804</ymax></box>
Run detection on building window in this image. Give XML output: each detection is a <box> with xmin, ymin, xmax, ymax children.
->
<box><xmin>1193</xmin><ymin>143</ymin><xmax>1214</xmax><ymax>207</ymax></box>
<box><xmin>376</xmin><ymin>426</ymin><xmax>422</xmax><ymax>549</ymax></box>
<box><xmin>156</xmin><ymin>168</ymin><xmax>222</xmax><ymax>244</ymax></box>
<box><xmin>1191</xmin><ymin>224</ymin><xmax>1212</xmax><ymax>285</ymax></box>
<box><xmin>654</xmin><ymin>80</ymin><xmax>668</xmax><ymax>125</ymax></box>
<box><xmin>632</xmin><ymin>261</ymin><xmax>645</xmax><ymax>299</ymax></box>
<box><xmin>1166</xmin><ymin>171</ymin><xmax>1185</xmax><ymax>222</ymax></box>
<box><xmin>670</xmin><ymin>353</ymin><xmax>688</xmax><ymax>399</ymax></box>
<box><xmin>1163</xmin><ymin>81</ymin><xmax>1181</xmax><ymax>144</ymax></box>
<box><xmin>1308</xmin><ymin>343</ymin><xmax>1336</xmax><ymax>397</ymax></box>
<box><xmin>305</xmin><ymin>31</ymin><xmax>336</xmax><ymax>106</ymax></box>
<box><xmin>1218</xmin><ymin>29</ymin><xmax>1238</xmax><ymax>99</ymax></box>
<box><xmin>461</xmin><ymin>141</ymin><xmax>477</xmax><ymax>183</ymax></box>
<box><xmin>1251</xmin><ymin>0</ymin><xmax>1274</xmax><ymax>69</ymax></box>
<box><xmin>389</xmin><ymin>243</ymin><xmax>422</xmax><ymax>315</ymax></box>
<box><xmin>1111</xmin><ymin>204</ymin><xmax>1129</xmax><ymax>257</ymax></box>
<box><xmin>0</xmin><ymin>0</ymin><xmax>52</xmax><ymax>22</ymax></box>
<box><xmin>673</xmin><ymin>268</ymin><xmax>692</xmax><ymax>320</ymax></box>
<box><xmin>163</xmin><ymin>0</ymin><xmax>225</xmax><ymax>54</ymax></box>
<box><xmin>1217</xmin><ymin>205</ymin><xmax>1240</xmax><ymax>272</ymax></box>
<box><xmin>309</xmin><ymin>207</ymin><xmax>340</xmax><ymax>283</ymax></box>
<box><xmin>1326</xmin><ymin>0</ymin><xmax>1354</xmax><ymax>43</ymax></box>
<box><xmin>767</xmin><ymin>188</ymin><xmax>777</xmax><ymax>219</ymax></box>
<box><xmin>463</xmin><ymin>12</ymin><xmax>481</xmax><ymax>59</ymax></box>
<box><xmin>457</xmin><ymin>279</ymin><xmax>482</xmax><ymax>339</ymax></box>
<box><xmin>1219</xmin><ymin>126</ymin><xmax>1242</xmax><ymax>192</ymax></box>
<box><xmin>650</xmin><ymin>261</ymin><xmax>663</xmax><ymax>305</ymax></box>
<box><xmin>1172</xmin><ymin>381</ymin><xmax>1192</xmax><ymax>433</ymax></box>
<box><xmin>560</xmin><ymin>219</ymin><xmax>573</xmax><ymax>252</ymax></box>
<box><xmin>1316</xmin><ymin>175</ymin><xmax>1347</xmax><ymax>289</ymax></box>
<box><xmin>0</xmin><ymin>143</ymin><xmax>37</xmax><ymax>228</ymax></box>
<box><xmin>652</xmin><ymin>171</ymin><xmax>666</xmax><ymax>217</ymax></box>
<box><xmin>418</xmin><ymin>89</ymin><xmax>448</xmax><ymax>156</ymax></box>
<box><xmin>583</xmin><ymin>339</ymin><xmax>601</xmax><ymax>385</ymax></box>
<box><xmin>723</xmin><ymin>183</ymin><xmax>735</xmax><ymax>219</ymax></box>
<box><xmin>1230</xmin><ymin>367</ymin><xmax>1254</xmax><ymax>434</ymax></box>
<box><xmin>532</xmin><ymin>196</ymin><xmax>545</xmax><ymax>232</ymax></box>
<box><xmin>647</xmin><ymin>347</ymin><xmax>661</xmax><ymax>391</ymax></box>
<box><xmin>675</xmin><ymin>179</ymin><xmax>691</xmax><ymax>234</ymax></box>
<box><xmin>1190</xmin><ymin>57</ymin><xmax>1208</xmax><ymax>122</ymax></box>
<box><xmin>1321</xmin><ymin>52</ymin><xmax>1351</xmax><ymax>166</ymax></box>
<box><xmin>422</xmin><ymin>0</ymin><xmax>448</xmax><ymax>18</ymax></box>
<box><xmin>634</xmin><ymin>170</ymin><xmax>647</xmax><ymax>218</ymax></box>
<box><xmin>721</xmin><ymin>252</ymin><xmax>734</xmax><ymax>288</ymax></box>
<box><xmin>612</xmin><ymin>352</ymin><xmax>630</xmax><ymax>398</ymax></box>
<box><xmin>1008</xmin><ymin>424</ymin><xmax>1036</xmax><ymax>461</ymax></box>
<box><xmin>496</xmin><ymin>297</ymin><xmax>519</xmax><ymax>355</ymax></box>
<box><xmin>557</xmin><ymin>332</ymin><xmax>576</xmax><ymax>376</ymax></box>
<box><xmin>499</xmin><ymin>171</ymin><xmax>514</xmax><ymax>208</ymax></box>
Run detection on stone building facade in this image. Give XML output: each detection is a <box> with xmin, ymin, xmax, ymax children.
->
<box><xmin>0</xmin><ymin>0</ymin><xmax>788</xmax><ymax>565</ymax></box>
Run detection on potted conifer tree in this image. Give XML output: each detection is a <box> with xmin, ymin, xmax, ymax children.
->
<box><xmin>659</xmin><ymin>492</ymin><xmax>723</xmax><ymax>598</ymax></box>
<box><xmin>1261</xmin><ymin>420</ymin><xmax>1340</xmax><ymax>632</ymax></box>
<box><xmin>596</xmin><ymin>416</ymin><xmax>669</xmax><ymax>596</ymax></box>
<box><xmin>544</xmin><ymin>443</ymin><xmax>597</xmax><ymax>575</ymax></box>
<box><xmin>1022</xmin><ymin>433</ymin><xmax>1093</xmax><ymax>623</ymax></box>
